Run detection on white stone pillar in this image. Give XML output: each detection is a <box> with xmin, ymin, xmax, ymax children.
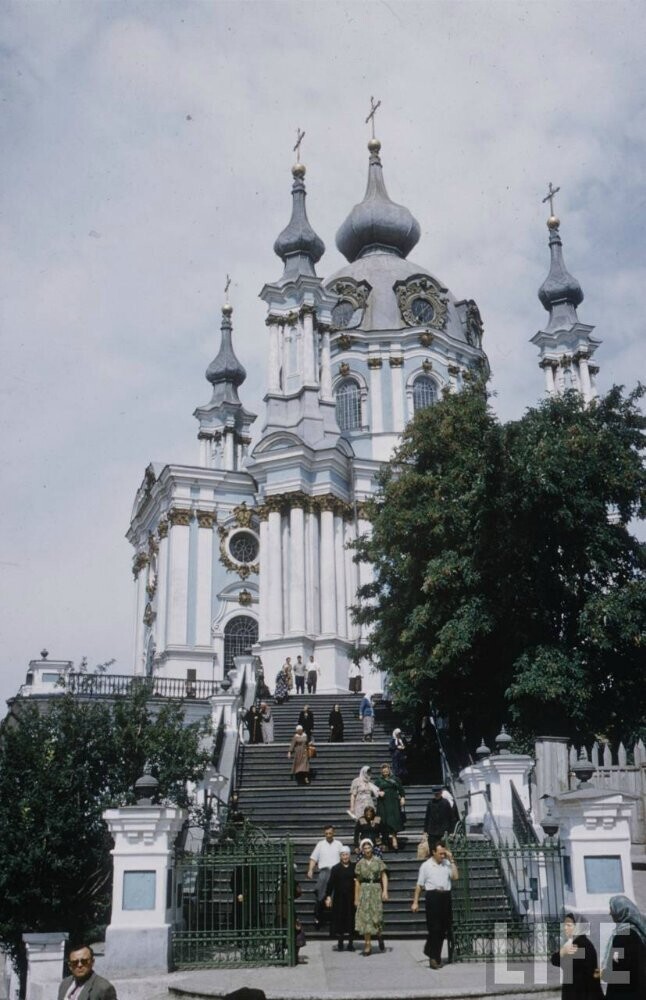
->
<box><xmin>266</xmin><ymin>509</ymin><xmax>283</xmax><ymax>637</ymax></box>
<box><xmin>289</xmin><ymin>503</ymin><xmax>306</xmax><ymax>634</ymax></box>
<box><xmin>320</xmin><ymin>330</ymin><xmax>333</xmax><ymax>400</ymax></box>
<box><xmin>195</xmin><ymin>511</ymin><xmax>214</xmax><ymax>647</ymax></box>
<box><xmin>223</xmin><ymin>429</ymin><xmax>235</xmax><ymax>471</ymax></box>
<box><xmin>303</xmin><ymin>310</ymin><xmax>316</xmax><ymax>384</ymax></box>
<box><xmin>334</xmin><ymin>513</ymin><xmax>347</xmax><ymax>638</ymax></box>
<box><xmin>282</xmin><ymin>324</ymin><xmax>291</xmax><ymax>388</ymax></box>
<box><xmin>356</xmin><ymin>513</ymin><xmax>372</xmax><ymax>642</ymax></box>
<box><xmin>470</xmin><ymin>754</ymin><xmax>534</xmax><ymax>830</ymax></box>
<box><xmin>156</xmin><ymin>523</ymin><xmax>169</xmax><ymax>652</ymax></box>
<box><xmin>133</xmin><ymin>559</ymin><xmax>148</xmax><ymax>675</ymax></box>
<box><xmin>448</xmin><ymin>363</ymin><xmax>460</xmax><ymax>393</ymax></box>
<box><xmin>541</xmin><ymin>361</ymin><xmax>556</xmax><ymax>395</ymax></box>
<box><xmin>268</xmin><ymin>324</ymin><xmax>281</xmax><ymax>392</ymax></box>
<box><xmin>344</xmin><ymin>518</ymin><xmax>358</xmax><ymax>639</ymax></box>
<box><xmin>305</xmin><ymin>507</ymin><xmax>320</xmax><ymax>634</ymax></box>
<box><xmin>319</xmin><ymin>505</ymin><xmax>337</xmax><ymax>634</ymax></box>
<box><xmin>23</xmin><ymin>932</ymin><xmax>68</xmax><ymax>1000</ymax></box>
<box><xmin>578</xmin><ymin>355</ymin><xmax>592</xmax><ymax>402</ymax></box>
<box><xmin>167</xmin><ymin>511</ymin><xmax>191</xmax><ymax>646</ymax></box>
<box><xmin>198</xmin><ymin>434</ymin><xmax>210</xmax><ymax>467</ymax></box>
<box><xmin>390</xmin><ymin>356</ymin><xmax>405</xmax><ymax>432</ymax></box>
<box><xmin>368</xmin><ymin>358</ymin><xmax>383</xmax><ymax>433</ymax></box>
<box><xmin>589</xmin><ymin>364</ymin><xmax>599</xmax><ymax>399</ymax></box>
<box><xmin>258</xmin><ymin>516</ymin><xmax>269</xmax><ymax>640</ymax></box>
<box><xmin>103</xmin><ymin>805</ymin><xmax>186</xmax><ymax>977</ymax></box>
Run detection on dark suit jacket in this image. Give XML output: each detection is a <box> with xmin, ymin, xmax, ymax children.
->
<box><xmin>58</xmin><ymin>971</ymin><xmax>117</xmax><ymax>1000</ymax></box>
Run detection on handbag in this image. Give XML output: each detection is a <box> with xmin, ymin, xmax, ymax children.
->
<box><xmin>307</xmin><ymin>743</ymin><xmax>317</xmax><ymax>758</ymax></box>
<box><xmin>416</xmin><ymin>833</ymin><xmax>430</xmax><ymax>860</ymax></box>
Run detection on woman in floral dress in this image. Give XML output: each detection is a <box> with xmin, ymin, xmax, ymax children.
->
<box><xmin>349</xmin><ymin>766</ymin><xmax>382</xmax><ymax>819</ymax></box>
<box><xmin>354</xmin><ymin>839</ymin><xmax>388</xmax><ymax>956</ymax></box>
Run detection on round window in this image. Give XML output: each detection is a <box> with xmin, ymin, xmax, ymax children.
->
<box><xmin>228</xmin><ymin>531</ymin><xmax>259</xmax><ymax>564</ymax></box>
<box><xmin>332</xmin><ymin>300</ymin><xmax>355</xmax><ymax>329</ymax></box>
<box><xmin>410</xmin><ymin>297</ymin><xmax>435</xmax><ymax>324</ymax></box>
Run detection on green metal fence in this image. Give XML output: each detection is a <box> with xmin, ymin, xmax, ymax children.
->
<box><xmin>173</xmin><ymin>836</ymin><xmax>296</xmax><ymax>969</ymax></box>
<box><xmin>449</xmin><ymin>834</ymin><xmax>564</xmax><ymax>962</ymax></box>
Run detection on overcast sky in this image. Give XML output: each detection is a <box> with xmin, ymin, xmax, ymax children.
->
<box><xmin>1</xmin><ymin>0</ymin><xmax>644</xmax><ymax>709</ymax></box>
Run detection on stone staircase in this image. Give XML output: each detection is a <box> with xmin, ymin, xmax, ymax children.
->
<box><xmin>235</xmin><ymin>693</ymin><xmax>442</xmax><ymax>938</ymax></box>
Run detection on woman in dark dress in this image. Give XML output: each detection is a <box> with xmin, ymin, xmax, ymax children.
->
<box><xmin>389</xmin><ymin>728</ymin><xmax>408</xmax><ymax>782</ymax></box>
<box><xmin>325</xmin><ymin>846</ymin><xmax>356</xmax><ymax>951</ymax></box>
<box><xmin>353</xmin><ymin>806</ymin><xmax>387</xmax><ymax>857</ymax></box>
<box><xmin>550</xmin><ymin>912</ymin><xmax>603</xmax><ymax>1000</ymax></box>
<box><xmin>297</xmin><ymin>705</ymin><xmax>315</xmax><ymax>741</ymax></box>
<box><xmin>374</xmin><ymin>762</ymin><xmax>406</xmax><ymax>851</ymax></box>
<box><xmin>603</xmin><ymin>895</ymin><xmax>646</xmax><ymax>1000</ymax></box>
<box><xmin>328</xmin><ymin>704</ymin><xmax>344</xmax><ymax>742</ymax></box>
<box><xmin>245</xmin><ymin>704</ymin><xmax>263</xmax><ymax>744</ymax></box>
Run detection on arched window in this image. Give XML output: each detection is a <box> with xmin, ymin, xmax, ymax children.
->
<box><xmin>413</xmin><ymin>375</ymin><xmax>437</xmax><ymax>412</ymax></box>
<box><xmin>223</xmin><ymin>615</ymin><xmax>258</xmax><ymax>671</ymax></box>
<box><xmin>336</xmin><ymin>379</ymin><xmax>362</xmax><ymax>431</ymax></box>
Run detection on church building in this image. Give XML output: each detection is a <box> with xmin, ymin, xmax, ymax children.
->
<box><xmin>126</xmin><ymin>131</ymin><xmax>599</xmax><ymax>695</ymax></box>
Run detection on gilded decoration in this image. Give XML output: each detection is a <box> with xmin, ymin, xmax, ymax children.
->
<box><xmin>143</xmin><ymin>602</ymin><xmax>156</xmax><ymax>627</ymax></box>
<box><xmin>419</xmin><ymin>330</ymin><xmax>434</xmax><ymax>347</ymax></box>
<box><xmin>465</xmin><ymin>300</ymin><xmax>484</xmax><ymax>348</ymax></box>
<box><xmin>238</xmin><ymin>589</ymin><xmax>253</xmax><ymax>607</ymax></box>
<box><xmin>157</xmin><ymin>519</ymin><xmax>169</xmax><ymax>539</ymax></box>
<box><xmin>196</xmin><ymin>510</ymin><xmax>215</xmax><ymax>529</ymax></box>
<box><xmin>168</xmin><ymin>508</ymin><xmax>193</xmax><ymax>527</ymax></box>
<box><xmin>559</xmin><ymin>355</ymin><xmax>573</xmax><ymax>368</ymax></box>
<box><xmin>255</xmin><ymin>492</ymin><xmax>353</xmax><ymax>520</ymax></box>
<box><xmin>394</xmin><ymin>275</ymin><xmax>448</xmax><ymax>330</ymax></box>
<box><xmin>329</xmin><ymin>278</ymin><xmax>371</xmax><ymax>312</ymax></box>
<box><xmin>367</xmin><ymin>356</ymin><xmax>383</xmax><ymax>369</ymax></box>
<box><xmin>337</xmin><ymin>334</ymin><xmax>352</xmax><ymax>351</ymax></box>
<box><xmin>389</xmin><ymin>356</ymin><xmax>404</xmax><ymax>368</ymax></box>
<box><xmin>233</xmin><ymin>502</ymin><xmax>254</xmax><ymax>528</ymax></box>
<box><xmin>422</xmin><ymin>359</ymin><xmax>433</xmax><ymax>373</ymax></box>
<box><xmin>356</xmin><ymin>501</ymin><xmax>373</xmax><ymax>521</ymax></box>
<box><xmin>147</xmin><ymin>532</ymin><xmax>158</xmax><ymax>556</ymax></box>
<box><xmin>133</xmin><ymin>551</ymin><xmax>149</xmax><ymax>579</ymax></box>
<box><xmin>447</xmin><ymin>363</ymin><xmax>461</xmax><ymax>376</ymax></box>
<box><xmin>339</xmin><ymin>362</ymin><xmax>350</xmax><ymax>376</ymax></box>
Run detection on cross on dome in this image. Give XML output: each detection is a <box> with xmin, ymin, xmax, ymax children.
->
<box><xmin>365</xmin><ymin>96</ymin><xmax>381</xmax><ymax>139</ymax></box>
<box><xmin>542</xmin><ymin>182</ymin><xmax>561</xmax><ymax>222</ymax></box>
<box><xmin>293</xmin><ymin>128</ymin><xmax>305</xmax><ymax>164</ymax></box>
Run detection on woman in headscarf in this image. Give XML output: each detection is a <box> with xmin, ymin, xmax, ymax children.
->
<box><xmin>389</xmin><ymin>728</ymin><xmax>408</xmax><ymax>782</ymax></box>
<box><xmin>353</xmin><ymin>806</ymin><xmax>387</xmax><ymax>857</ymax></box>
<box><xmin>328</xmin><ymin>703</ymin><xmax>344</xmax><ymax>743</ymax></box>
<box><xmin>245</xmin><ymin>704</ymin><xmax>263</xmax><ymax>744</ymax></box>
<box><xmin>260</xmin><ymin>702</ymin><xmax>274</xmax><ymax>744</ymax></box>
<box><xmin>354</xmin><ymin>839</ymin><xmax>388</xmax><ymax>957</ymax></box>
<box><xmin>349</xmin><ymin>766</ymin><xmax>382</xmax><ymax>820</ymax></box>
<box><xmin>297</xmin><ymin>704</ymin><xmax>315</xmax><ymax>741</ymax></box>
<box><xmin>287</xmin><ymin>725</ymin><xmax>310</xmax><ymax>785</ymax></box>
<box><xmin>373</xmin><ymin>762</ymin><xmax>406</xmax><ymax>851</ymax></box>
<box><xmin>602</xmin><ymin>895</ymin><xmax>646</xmax><ymax>1000</ymax></box>
<box><xmin>550</xmin><ymin>911</ymin><xmax>603</xmax><ymax>1000</ymax></box>
<box><xmin>325</xmin><ymin>845</ymin><xmax>356</xmax><ymax>951</ymax></box>
<box><xmin>274</xmin><ymin>666</ymin><xmax>289</xmax><ymax>704</ymax></box>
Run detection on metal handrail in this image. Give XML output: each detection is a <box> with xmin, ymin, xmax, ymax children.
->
<box><xmin>65</xmin><ymin>672</ymin><xmax>221</xmax><ymax>700</ymax></box>
<box><xmin>511</xmin><ymin>780</ymin><xmax>539</xmax><ymax>845</ymax></box>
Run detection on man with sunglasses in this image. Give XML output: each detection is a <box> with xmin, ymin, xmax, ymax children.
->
<box><xmin>58</xmin><ymin>944</ymin><xmax>117</xmax><ymax>999</ymax></box>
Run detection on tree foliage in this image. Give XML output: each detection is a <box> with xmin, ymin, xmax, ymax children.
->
<box><xmin>353</xmin><ymin>383</ymin><xmax>646</xmax><ymax>746</ymax></box>
<box><xmin>0</xmin><ymin>690</ymin><xmax>210</xmax><ymax>980</ymax></box>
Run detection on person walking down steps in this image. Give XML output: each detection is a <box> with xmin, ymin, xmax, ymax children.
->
<box><xmin>359</xmin><ymin>693</ymin><xmax>374</xmax><ymax>742</ymax></box>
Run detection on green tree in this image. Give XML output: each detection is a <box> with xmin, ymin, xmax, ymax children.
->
<box><xmin>0</xmin><ymin>690</ymin><xmax>210</xmax><ymax>991</ymax></box>
<box><xmin>353</xmin><ymin>383</ymin><xmax>646</xmax><ymax>745</ymax></box>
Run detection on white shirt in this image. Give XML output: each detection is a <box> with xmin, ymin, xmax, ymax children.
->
<box><xmin>310</xmin><ymin>838</ymin><xmax>344</xmax><ymax>870</ymax></box>
<box><xmin>308</xmin><ymin>660</ymin><xmax>320</xmax><ymax>674</ymax></box>
<box><xmin>294</xmin><ymin>660</ymin><xmax>307</xmax><ymax>676</ymax></box>
<box><xmin>417</xmin><ymin>857</ymin><xmax>453</xmax><ymax>891</ymax></box>
<box><xmin>348</xmin><ymin>664</ymin><xmax>361</xmax><ymax>678</ymax></box>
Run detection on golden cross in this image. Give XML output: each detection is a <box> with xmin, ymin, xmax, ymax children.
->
<box><xmin>365</xmin><ymin>96</ymin><xmax>381</xmax><ymax>139</ymax></box>
<box><xmin>224</xmin><ymin>274</ymin><xmax>231</xmax><ymax>302</ymax></box>
<box><xmin>293</xmin><ymin>128</ymin><xmax>305</xmax><ymax>163</ymax></box>
<box><xmin>542</xmin><ymin>182</ymin><xmax>561</xmax><ymax>216</ymax></box>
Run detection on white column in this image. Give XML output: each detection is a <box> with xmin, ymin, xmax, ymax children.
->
<box><xmin>578</xmin><ymin>355</ymin><xmax>592</xmax><ymax>402</ymax></box>
<box><xmin>281</xmin><ymin>324</ymin><xmax>290</xmax><ymax>387</ymax></box>
<box><xmin>344</xmin><ymin>519</ymin><xmax>358</xmax><ymax>639</ymax></box>
<box><xmin>167</xmin><ymin>514</ymin><xmax>191</xmax><ymax>646</ymax></box>
<box><xmin>356</xmin><ymin>514</ymin><xmax>372</xmax><ymax>642</ymax></box>
<box><xmin>390</xmin><ymin>358</ymin><xmax>405</xmax><ymax>431</ymax></box>
<box><xmin>156</xmin><ymin>527</ymin><xmax>169</xmax><ymax>652</ymax></box>
<box><xmin>268</xmin><ymin>324</ymin><xmax>281</xmax><ymax>392</ymax></box>
<box><xmin>198</xmin><ymin>434</ymin><xmax>210</xmax><ymax>467</ymax></box>
<box><xmin>296</xmin><ymin>321</ymin><xmax>304</xmax><ymax>386</ymax></box>
<box><xmin>368</xmin><ymin>359</ymin><xmax>383</xmax><ymax>433</ymax></box>
<box><xmin>223</xmin><ymin>429</ymin><xmax>235</xmax><ymax>470</ymax></box>
<box><xmin>289</xmin><ymin>504</ymin><xmax>306</xmax><ymax>633</ymax></box>
<box><xmin>542</xmin><ymin>361</ymin><xmax>556</xmax><ymax>395</ymax></box>
<box><xmin>305</xmin><ymin>507</ymin><xmax>319</xmax><ymax>634</ymax></box>
<box><xmin>258</xmin><ymin>517</ymin><xmax>269</xmax><ymax>640</ymax></box>
<box><xmin>589</xmin><ymin>365</ymin><xmax>599</xmax><ymax>398</ymax></box>
<box><xmin>195</xmin><ymin>513</ymin><xmax>214</xmax><ymax>646</ymax></box>
<box><xmin>320</xmin><ymin>330</ymin><xmax>333</xmax><ymax>400</ymax></box>
<box><xmin>303</xmin><ymin>311</ymin><xmax>316</xmax><ymax>384</ymax></box>
<box><xmin>133</xmin><ymin>563</ymin><xmax>147</xmax><ymax>675</ymax></box>
<box><xmin>267</xmin><ymin>509</ymin><xmax>283</xmax><ymax>637</ymax></box>
<box><xmin>319</xmin><ymin>506</ymin><xmax>337</xmax><ymax>634</ymax></box>
<box><xmin>334</xmin><ymin>513</ymin><xmax>347</xmax><ymax>638</ymax></box>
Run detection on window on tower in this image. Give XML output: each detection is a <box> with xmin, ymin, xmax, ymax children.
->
<box><xmin>336</xmin><ymin>378</ymin><xmax>362</xmax><ymax>431</ymax></box>
<box><xmin>413</xmin><ymin>375</ymin><xmax>437</xmax><ymax>412</ymax></box>
<box><xmin>223</xmin><ymin>615</ymin><xmax>258</xmax><ymax>671</ymax></box>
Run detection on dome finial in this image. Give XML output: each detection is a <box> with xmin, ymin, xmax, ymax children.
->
<box><xmin>542</xmin><ymin>181</ymin><xmax>561</xmax><ymax>230</ymax></box>
<box><xmin>222</xmin><ymin>273</ymin><xmax>233</xmax><ymax>317</ymax></box>
<box><xmin>365</xmin><ymin>96</ymin><xmax>382</xmax><ymax>141</ymax></box>
<box><xmin>292</xmin><ymin>127</ymin><xmax>306</xmax><ymax>179</ymax></box>
<box><xmin>538</xmin><ymin>183</ymin><xmax>584</xmax><ymax>313</ymax></box>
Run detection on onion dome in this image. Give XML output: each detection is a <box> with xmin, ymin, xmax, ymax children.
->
<box><xmin>336</xmin><ymin>139</ymin><xmax>421</xmax><ymax>262</ymax></box>
<box><xmin>273</xmin><ymin>163</ymin><xmax>325</xmax><ymax>278</ymax></box>
<box><xmin>205</xmin><ymin>304</ymin><xmax>246</xmax><ymax>404</ymax></box>
<box><xmin>538</xmin><ymin>217</ymin><xmax>584</xmax><ymax>312</ymax></box>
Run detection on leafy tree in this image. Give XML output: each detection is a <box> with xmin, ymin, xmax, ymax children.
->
<box><xmin>0</xmin><ymin>689</ymin><xmax>210</xmax><ymax>991</ymax></box>
<box><xmin>353</xmin><ymin>383</ymin><xmax>646</xmax><ymax>746</ymax></box>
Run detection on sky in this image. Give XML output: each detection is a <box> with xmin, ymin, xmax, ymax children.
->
<box><xmin>1</xmin><ymin>0</ymin><xmax>645</xmax><ymax>710</ymax></box>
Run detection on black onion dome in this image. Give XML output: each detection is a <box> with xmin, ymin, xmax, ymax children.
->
<box><xmin>273</xmin><ymin>165</ymin><xmax>325</xmax><ymax>270</ymax></box>
<box><xmin>206</xmin><ymin>306</ymin><xmax>246</xmax><ymax>403</ymax></box>
<box><xmin>538</xmin><ymin>220</ymin><xmax>584</xmax><ymax>311</ymax></box>
<box><xmin>336</xmin><ymin>140</ymin><xmax>421</xmax><ymax>262</ymax></box>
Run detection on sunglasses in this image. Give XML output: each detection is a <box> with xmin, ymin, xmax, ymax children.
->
<box><xmin>69</xmin><ymin>958</ymin><xmax>92</xmax><ymax>968</ymax></box>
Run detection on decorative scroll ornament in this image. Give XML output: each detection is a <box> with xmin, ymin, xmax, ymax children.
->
<box><xmin>133</xmin><ymin>551</ymin><xmax>149</xmax><ymax>579</ymax></box>
<box><xmin>465</xmin><ymin>300</ymin><xmax>484</xmax><ymax>348</ymax></box>
<box><xmin>394</xmin><ymin>275</ymin><xmax>448</xmax><ymax>330</ymax></box>
<box><xmin>218</xmin><ymin>526</ymin><xmax>259</xmax><ymax>579</ymax></box>
<box><xmin>168</xmin><ymin>507</ymin><xmax>192</xmax><ymax>527</ymax></box>
<box><xmin>143</xmin><ymin>602</ymin><xmax>156</xmax><ymax>627</ymax></box>
<box><xmin>238</xmin><ymin>589</ymin><xmax>253</xmax><ymax>607</ymax></box>
<box><xmin>157</xmin><ymin>518</ymin><xmax>169</xmax><ymax>539</ymax></box>
<box><xmin>337</xmin><ymin>333</ymin><xmax>352</xmax><ymax>351</ymax></box>
<box><xmin>233</xmin><ymin>502</ymin><xmax>254</xmax><ymax>528</ymax></box>
<box><xmin>196</xmin><ymin>510</ymin><xmax>216</xmax><ymax>529</ymax></box>
<box><xmin>422</xmin><ymin>359</ymin><xmax>433</xmax><ymax>372</ymax></box>
<box><xmin>339</xmin><ymin>362</ymin><xmax>350</xmax><ymax>376</ymax></box>
<box><xmin>328</xmin><ymin>277</ymin><xmax>371</xmax><ymax>331</ymax></box>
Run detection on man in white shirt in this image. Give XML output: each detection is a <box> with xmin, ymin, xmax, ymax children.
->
<box><xmin>411</xmin><ymin>841</ymin><xmax>459</xmax><ymax>969</ymax></box>
<box><xmin>306</xmin><ymin>655</ymin><xmax>321</xmax><ymax>694</ymax></box>
<box><xmin>293</xmin><ymin>655</ymin><xmax>307</xmax><ymax>694</ymax></box>
<box><xmin>307</xmin><ymin>824</ymin><xmax>344</xmax><ymax>929</ymax></box>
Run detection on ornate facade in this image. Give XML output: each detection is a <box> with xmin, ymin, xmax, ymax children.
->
<box><xmin>127</xmin><ymin>137</ymin><xmax>598</xmax><ymax>692</ymax></box>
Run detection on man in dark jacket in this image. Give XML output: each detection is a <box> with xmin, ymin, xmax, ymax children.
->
<box><xmin>58</xmin><ymin>945</ymin><xmax>116</xmax><ymax>999</ymax></box>
<box><xmin>424</xmin><ymin>786</ymin><xmax>456</xmax><ymax>842</ymax></box>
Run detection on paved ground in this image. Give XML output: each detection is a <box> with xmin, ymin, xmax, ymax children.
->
<box><xmin>106</xmin><ymin>940</ymin><xmax>562</xmax><ymax>1000</ymax></box>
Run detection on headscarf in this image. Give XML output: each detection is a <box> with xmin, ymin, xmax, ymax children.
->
<box><xmin>561</xmin><ymin>910</ymin><xmax>586</xmax><ymax>939</ymax></box>
<box><xmin>359</xmin><ymin>765</ymin><xmax>371</xmax><ymax>783</ymax></box>
<box><xmin>603</xmin><ymin>895</ymin><xmax>646</xmax><ymax>970</ymax></box>
<box><xmin>295</xmin><ymin>725</ymin><xmax>304</xmax><ymax>733</ymax></box>
<box><xmin>339</xmin><ymin>845</ymin><xmax>351</xmax><ymax>856</ymax></box>
<box><xmin>392</xmin><ymin>728</ymin><xmax>402</xmax><ymax>738</ymax></box>
<box><xmin>359</xmin><ymin>838</ymin><xmax>374</xmax><ymax>851</ymax></box>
